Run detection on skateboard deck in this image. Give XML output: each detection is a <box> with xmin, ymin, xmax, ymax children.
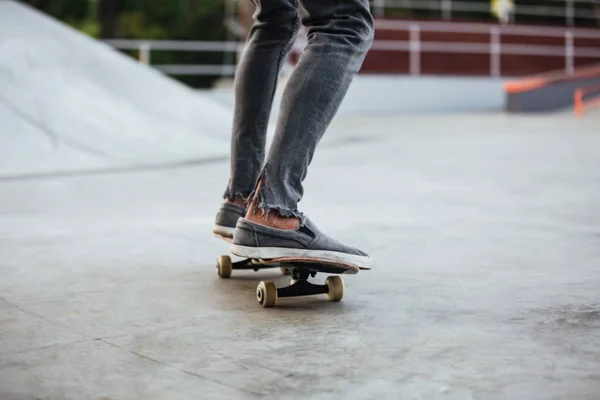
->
<box><xmin>258</xmin><ymin>256</ymin><xmax>359</xmax><ymax>274</ymax></box>
<box><xmin>214</xmin><ymin>232</ymin><xmax>366</xmax><ymax>307</ymax></box>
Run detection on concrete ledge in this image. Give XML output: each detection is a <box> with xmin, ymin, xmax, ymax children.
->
<box><xmin>504</xmin><ymin>64</ymin><xmax>600</xmax><ymax>113</ymax></box>
<box><xmin>208</xmin><ymin>75</ymin><xmax>506</xmax><ymax>117</ymax></box>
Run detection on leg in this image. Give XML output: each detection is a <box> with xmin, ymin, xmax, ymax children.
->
<box><xmin>231</xmin><ymin>0</ymin><xmax>374</xmax><ymax>268</ymax></box>
<box><xmin>249</xmin><ymin>0</ymin><xmax>374</xmax><ymax>220</ymax></box>
<box><xmin>224</xmin><ymin>0</ymin><xmax>301</xmax><ymax>202</ymax></box>
<box><xmin>214</xmin><ymin>0</ymin><xmax>300</xmax><ymax>239</ymax></box>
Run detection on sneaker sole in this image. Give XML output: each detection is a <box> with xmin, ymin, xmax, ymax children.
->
<box><xmin>229</xmin><ymin>244</ymin><xmax>372</xmax><ymax>270</ymax></box>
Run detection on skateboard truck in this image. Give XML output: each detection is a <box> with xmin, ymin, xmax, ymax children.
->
<box><xmin>215</xmin><ymin>250</ymin><xmax>360</xmax><ymax>307</ymax></box>
<box><xmin>256</xmin><ymin>268</ymin><xmax>344</xmax><ymax>308</ymax></box>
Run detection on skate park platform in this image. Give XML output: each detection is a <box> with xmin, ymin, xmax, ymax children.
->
<box><xmin>2</xmin><ymin>1</ymin><xmax>600</xmax><ymax>399</ymax></box>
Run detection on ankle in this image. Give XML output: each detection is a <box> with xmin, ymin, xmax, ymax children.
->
<box><xmin>242</xmin><ymin>173</ymin><xmax>300</xmax><ymax>230</ymax></box>
<box><xmin>245</xmin><ymin>206</ymin><xmax>300</xmax><ymax>230</ymax></box>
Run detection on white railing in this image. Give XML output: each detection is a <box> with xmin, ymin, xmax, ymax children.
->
<box><xmin>104</xmin><ymin>39</ymin><xmax>244</xmax><ymax>76</ymax></box>
<box><xmin>104</xmin><ymin>20</ymin><xmax>600</xmax><ymax>78</ymax></box>
<box><xmin>371</xmin><ymin>0</ymin><xmax>600</xmax><ymax>27</ymax></box>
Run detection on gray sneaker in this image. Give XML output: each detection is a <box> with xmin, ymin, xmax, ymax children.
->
<box><xmin>213</xmin><ymin>202</ymin><xmax>246</xmax><ymax>239</ymax></box>
<box><xmin>230</xmin><ymin>216</ymin><xmax>372</xmax><ymax>269</ymax></box>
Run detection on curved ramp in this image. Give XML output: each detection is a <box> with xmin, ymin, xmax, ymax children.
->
<box><xmin>504</xmin><ymin>64</ymin><xmax>600</xmax><ymax>113</ymax></box>
<box><xmin>0</xmin><ymin>0</ymin><xmax>232</xmax><ymax>179</ymax></box>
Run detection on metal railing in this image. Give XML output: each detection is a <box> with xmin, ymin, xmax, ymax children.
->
<box><xmin>104</xmin><ymin>39</ymin><xmax>244</xmax><ymax>76</ymax></box>
<box><xmin>370</xmin><ymin>0</ymin><xmax>600</xmax><ymax>27</ymax></box>
<box><xmin>105</xmin><ymin>20</ymin><xmax>600</xmax><ymax>78</ymax></box>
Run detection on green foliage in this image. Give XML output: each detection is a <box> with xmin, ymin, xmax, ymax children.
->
<box><xmin>22</xmin><ymin>0</ymin><xmax>229</xmax><ymax>88</ymax></box>
<box><xmin>25</xmin><ymin>0</ymin><xmax>92</xmax><ymax>21</ymax></box>
<box><xmin>68</xmin><ymin>17</ymin><xmax>100</xmax><ymax>37</ymax></box>
<box><xmin>113</xmin><ymin>0</ymin><xmax>229</xmax><ymax>87</ymax></box>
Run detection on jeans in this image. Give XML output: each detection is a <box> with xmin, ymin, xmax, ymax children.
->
<box><xmin>223</xmin><ymin>0</ymin><xmax>374</xmax><ymax>219</ymax></box>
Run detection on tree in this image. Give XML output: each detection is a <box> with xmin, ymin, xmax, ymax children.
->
<box><xmin>98</xmin><ymin>0</ymin><xmax>119</xmax><ymax>38</ymax></box>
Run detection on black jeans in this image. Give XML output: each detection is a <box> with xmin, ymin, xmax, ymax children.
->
<box><xmin>224</xmin><ymin>0</ymin><xmax>374</xmax><ymax>218</ymax></box>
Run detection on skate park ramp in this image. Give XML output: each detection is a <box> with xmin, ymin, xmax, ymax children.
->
<box><xmin>505</xmin><ymin>63</ymin><xmax>600</xmax><ymax>113</ymax></box>
<box><xmin>0</xmin><ymin>0</ymin><xmax>232</xmax><ymax>180</ymax></box>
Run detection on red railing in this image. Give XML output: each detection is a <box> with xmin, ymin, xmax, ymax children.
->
<box><xmin>362</xmin><ymin>19</ymin><xmax>600</xmax><ymax>77</ymax></box>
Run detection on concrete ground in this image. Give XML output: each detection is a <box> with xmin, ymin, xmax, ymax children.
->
<box><xmin>3</xmin><ymin>2</ymin><xmax>600</xmax><ymax>398</ymax></box>
<box><xmin>2</xmin><ymin>111</ymin><xmax>600</xmax><ymax>399</ymax></box>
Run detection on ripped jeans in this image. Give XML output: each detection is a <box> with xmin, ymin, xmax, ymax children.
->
<box><xmin>223</xmin><ymin>0</ymin><xmax>374</xmax><ymax>219</ymax></box>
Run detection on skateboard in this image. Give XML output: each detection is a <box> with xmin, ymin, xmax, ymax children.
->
<box><xmin>214</xmin><ymin>233</ymin><xmax>363</xmax><ymax>308</ymax></box>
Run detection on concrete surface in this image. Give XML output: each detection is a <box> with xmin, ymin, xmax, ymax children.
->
<box><xmin>2</xmin><ymin>1</ymin><xmax>600</xmax><ymax>398</ymax></box>
<box><xmin>2</xmin><ymin>110</ymin><xmax>600</xmax><ymax>400</ymax></box>
<box><xmin>0</xmin><ymin>0</ymin><xmax>232</xmax><ymax>179</ymax></box>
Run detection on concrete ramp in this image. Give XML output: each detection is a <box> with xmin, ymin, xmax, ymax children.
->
<box><xmin>0</xmin><ymin>0</ymin><xmax>232</xmax><ymax>179</ymax></box>
<box><xmin>505</xmin><ymin>64</ymin><xmax>600</xmax><ymax>113</ymax></box>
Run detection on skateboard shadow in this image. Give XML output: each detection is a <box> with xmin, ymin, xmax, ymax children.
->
<box><xmin>217</xmin><ymin>271</ymin><xmax>287</xmax><ymax>281</ymax></box>
<box><xmin>212</xmin><ymin>276</ymin><xmax>356</xmax><ymax>311</ymax></box>
<box><xmin>269</xmin><ymin>298</ymin><xmax>351</xmax><ymax>311</ymax></box>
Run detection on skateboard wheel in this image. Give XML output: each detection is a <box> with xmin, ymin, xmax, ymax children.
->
<box><xmin>217</xmin><ymin>255</ymin><xmax>232</xmax><ymax>278</ymax></box>
<box><xmin>325</xmin><ymin>276</ymin><xmax>344</xmax><ymax>302</ymax></box>
<box><xmin>280</xmin><ymin>267</ymin><xmax>291</xmax><ymax>276</ymax></box>
<box><xmin>256</xmin><ymin>281</ymin><xmax>277</xmax><ymax>308</ymax></box>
